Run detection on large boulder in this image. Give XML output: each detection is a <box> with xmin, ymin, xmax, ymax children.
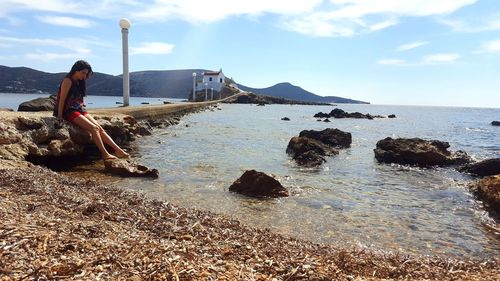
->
<box><xmin>18</xmin><ymin>95</ymin><xmax>56</xmax><ymax>112</ymax></box>
<box><xmin>229</xmin><ymin>170</ymin><xmax>288</xmax><ymax>198</ymax></box>
<box><xmin>299</xmin><ymin>128</ymin><xmax>352</xmax><ymax>148</ymax></box>
<box><xmin>286</xmin><ymin>136</ymin><xmax>337</xmax><ymax>167</ymax></box>
<box><xmin>459</xmin><ymin>158</ymin><xmax>500</xmax><ymax>177</ymax></box>
<box><xmin>293</xmin><ymin>150</ymin><xmax>326</xmax><ymax>167</ymax></box>
<box><xmin>469</xmin><ymin>175</ymin><xmax>500</xmax><ymax>215</ymax></box>
<box><xmin>374</xmin><ymin>137</ymin><xmax>471</xmax><ymax>166</ymax></box>
<box><xmin>104</xmin><ymin>158</ymin><xmax>159</xmax><ymax>178</ymax></box>
<box><xmin>286</xmin><ymin>136</ymin><xmax>337</xmax><ymax>157</ymax></box>
<box><xmin>287</xmin><ymin>128</ymin><xmax>351</xmax><ymax>167</ymax></box>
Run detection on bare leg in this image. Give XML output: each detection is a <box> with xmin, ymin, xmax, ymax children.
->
<box><xmin>85</xmin><ymin>114</ymin><xmax>129</xmax><ymax>158</ymax></box>
<box><xmin>71</xmin><ymin>115</ymin><xmax>116</xmax><ymax>160</ymax></box>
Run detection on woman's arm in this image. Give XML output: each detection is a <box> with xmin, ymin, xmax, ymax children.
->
<box><xmin>57</xmin><ymin>78</ymin><xmax>72</xmax><ymax>119</ymax></box>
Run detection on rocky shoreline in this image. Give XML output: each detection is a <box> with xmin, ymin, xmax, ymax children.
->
<box><xmin>1</xmin><ymin>166</ymin><xmax>499</xmax><ymax>280</ymax></box>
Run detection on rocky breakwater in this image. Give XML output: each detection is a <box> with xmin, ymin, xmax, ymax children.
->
<box><xmin>224</xmin><ymin>92</ymin><xmax>330</xmax><ymax>105</ymax></box>
<box><xmin>286</xmin><ymin>128</ymin><xmax>352</xmax><ymax>167</ymax></box>
<box><xmin>314</xmin><ymin>108</ymin><xmax>391</xmax><ymax>120</ymax></box>
<box><xmin>374</xmin><ymin>137</ymin><xmax>470</xmax><ymax>167</ymax></box>
<box><xmin>0</xmin><ymin>110</ymin><xmax>176</xmax><ymax>176</ymax></box>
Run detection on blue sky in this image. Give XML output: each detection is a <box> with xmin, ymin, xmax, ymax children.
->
<box><xmin>0</xmin><ymin>0</ymin><xmax>499</xmax><ymax>108</ymax></box>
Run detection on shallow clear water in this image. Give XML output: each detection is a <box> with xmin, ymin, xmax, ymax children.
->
<box><xmin>116</xmin><ymin>103</ymin><xmax>499</xmax><ymax>258</ymax></box>
<box><xmin>0</xmin><ymin>93</ymin><xmax>183</xmax><ymax>110</ymax></box>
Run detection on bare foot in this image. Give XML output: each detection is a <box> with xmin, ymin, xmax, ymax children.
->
<box><xmin>103</xmin><ymin>154</ymin><xmax>118</xmax><ymax>161</ymax></box>
<box><xmin>116</xmin><ymin>150</ymin><xmax>130</xmax><ymax>159</ymax></box>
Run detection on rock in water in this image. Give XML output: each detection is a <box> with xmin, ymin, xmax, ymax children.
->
<box><xmin>229</xmin><ymin>170</ymin><xmax>288</xmax><ymax>198</ymax></box>
<box><xmin>459</xmin><ymin>158</ymin><xmax>500</xmax><ymax>177</ymax></box>
<box><xmin>469</xmin><ymin>175</ymin><xmax>500</xmax><ymax>215</ymax></box>
<box><xmin>18</xmin><ymin>95</ymin><xmax>56</xmax><ymax>112</ymax></box>
<box><xmin>492</xmin><ymin>121</ymin><xmax>500</xmax><ymax>126</ymax></box>
<box><xmin>286</xmin><ymin>136</ymin><xmax>337</xmax><ymax>167</ymax></box>
<box><xmin>299</xmin><ymin>128</ymin><xmax>352</xmax><ymax>148</ymax></box>
<box><xmin>286</xmin><ymin>128</ymin><xmax>351</xmax><ymax>167</ymax></box>
<box><xmin>374</xmin><ymin>137</ymin><xmax>471</xmax><ymax>166</ymax></box>
<box><xmin>104</xmin><ymin>158</ymin><xmax>159</xmax><ymax>178</ymax></box>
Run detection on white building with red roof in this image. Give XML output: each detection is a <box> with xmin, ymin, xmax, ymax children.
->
<box><xmin>196</xmin><ymin>69</ymin><xmax>225</xmax><ymax>92</ymax></box>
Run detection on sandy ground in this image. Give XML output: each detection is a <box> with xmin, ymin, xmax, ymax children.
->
<box><xmin>1</xmin><ymin>166</ymin><xmax>498</xmax><ymax>280</ymax></box>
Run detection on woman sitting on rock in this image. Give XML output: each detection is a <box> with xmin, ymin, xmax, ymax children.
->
<box><xmin>53</xmin><ymin>60</ymin><xmax>129</xmax><ymax>161</ymax></box>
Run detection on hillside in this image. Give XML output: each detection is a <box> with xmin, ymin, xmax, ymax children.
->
<box><xmin>130</xmin><ymin>69</ymin><xmax>210</xmax><ymax>99</ymax></box>
<box><xmin>238</xmin><ymin>82</ymin><xmax>369</xmax><ymax>104</ymax></box>
<box><xmin>0</xmin><ymin>65</ymin><xmax>368</xmax><ymax>103</ymax></box>
<box><xmin>0</xmin><ymin>65</ymin><xmax>147</xmax><ymax>97</ymax></box>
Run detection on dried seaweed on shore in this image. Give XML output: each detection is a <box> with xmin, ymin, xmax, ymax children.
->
<box><xmin>1</xmin><ymin>166</ymin><xmax>498</xmax><ymax>280</ymax></box>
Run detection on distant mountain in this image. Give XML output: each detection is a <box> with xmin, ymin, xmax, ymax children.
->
<box><xmin>0</xmin><ymin>65</ymin><xmax>147</xmax><ymax>96</ymax></box>
<box><xmin>0</xmin><ymin>65</ymin><xmax>368</xmax><ymax>104</ymax></box>
<box><xmin>238</xmin><ymin>82</ymin><xmax>368</xmax><ymax>104</ymax></box>
<box><xmin>130</xmin><ymin>69</ymin><xmax>211</xmax><ymax>99</ymax></box>
<box><xmin>0</xmin><ymin>65</ymin><xmax>64</xmax><ymax>94</ymax></box>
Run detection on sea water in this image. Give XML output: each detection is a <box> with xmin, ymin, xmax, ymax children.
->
<box><xmin>119</xmin><ymin>103</ymin><xmax>499</xmax><ymax>258</ymax></box>
<box><xmin>0</xmin><ymin>93</ymin><xmax>183</xmax><ymax>110</ymax></box>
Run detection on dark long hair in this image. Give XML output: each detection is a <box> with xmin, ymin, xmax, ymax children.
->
<box><xmin>65</xmin><ymin>60</ymin><xmax>93</xmax><ymax>97</ymax></box>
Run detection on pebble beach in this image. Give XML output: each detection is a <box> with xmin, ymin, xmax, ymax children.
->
<box><xmin>1</xmin><ymin>166</ymin><xmax>499</xmax><ymax>280</ymax></box>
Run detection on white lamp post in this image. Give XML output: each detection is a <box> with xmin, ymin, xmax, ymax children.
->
<box><xmin>119</xmin><ymin>18</ymin><xmax>131</xmax><ymax>106</ymax></box>
<box><xmin>192</xmin><ymin>72</ymin><xmax>197</xmax><ymax>102</ymax></box>
<box><xmin>211</xmin><ymin>88</ymin><xmax>213</xmax><ymax>100</ymax></box>
<box><xmin>204</xmin><ymin>82</ymin><xmax>208</xmax><ymax>101</ymax></box>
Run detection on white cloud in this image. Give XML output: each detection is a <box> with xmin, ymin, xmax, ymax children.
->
<box><xmin>0</xmin><ymin>35</ymin><xmax>97</xmax><ymax>61</ymax></box>
<box><xmin>132</xmin><ymin>0</ymin><xmax>323</xmax><ymax>23</ymax></box>
<box><xmin>37</xmin><ymin>16</ymin><xmax>94</xmax><ymax>28</ymax></box>
<box><xmin>130</xmin><ymin>42</ymin><xmax>175</xmax><ymax>55</ymax></box>
<box><xmin>0</xmin><ymin>0</ymin><xmax>480</xmax><ymax>38</ymax></box>
<box><xmin>377</xmin><ymin>59</ymin><xmax>406</xmax><ymax>65</ymax></box>
<box><xmin>475</xmin><ymin>39</ymin><xmax>500</xmax><ymax>54</ymax></box>
<box><xmin>282</xmin><ymin>12</ymin><xmax>356</xmax><ymax>37</ymax></box>
<box><xmin>0</xmin><ymin>36</ymin><xmax>65</xmax><ymax>47</ymax></box>
<box><xmin>0</xmin><ymin>35</ymin><xmax>101</xmax><ymax>50</ymax></box>
<box><xmin>397</xmin><ymin>41</ymin><xmax>429</xmax><ymax>51</ymax></box>
<box><xmin>369</xmin><ymin>18</ymin><xmax>399</xmax><ymax>31</ymax></box>
<box><xmin>439</xmin><ymin>17</ymin><xmax>500</xmax><ymax>33</ymax></box>
<box><xmin>378</xmin><ymin>53</ymin><xmax>461</xmax><ymax>66</ymax></box>
<box><xmin>129</xmin><ymin>0</ymin><xmax>477</xmax><ymax>37</ymax></box>
<box><xmin>0</xmin><ymin>0</ymin><xmax>142</xmax><ymax>19</ymax></box>
<box><xmin>0</xmin><ymin>0</ymin><xmax>81</xmax><ymax>17</ymax></box>
<box><xmin>24</xmin><ymin>52</ymin><xmax>84</xmax><ymax>61</ymax></box>
<box><xmin>326</xmin><ymin>0</ymin><xmax>477</xmax><ymax>18</ymax></box>
<box><xmin>282</xmin><ymin>0</ymin><xmax>477</xmax><ymax>37</ymax></box>
<box><xmin>422</xmin><ymin>53</ymin><xmax>460</xmax><ymax>63</ymax></box>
